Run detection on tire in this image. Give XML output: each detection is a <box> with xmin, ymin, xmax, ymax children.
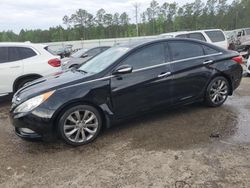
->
<box><xmin>15</xmin><ymin>77</ymin><xmax>39</xmax><ymax>92</ymax></box>
<box><xmin>69</xmin><ymin>64</ymin><xmax>79</xmax><ymax>69</ymax></box>
<box><xmin>205</xmin><ymin>76</ymin><xmax>230</xmax><ymax>107</ymax></box>
<box><xmin>58</xmin><ymin>105</ymin><xmax>102</xmax><ymax>146</ymax></box>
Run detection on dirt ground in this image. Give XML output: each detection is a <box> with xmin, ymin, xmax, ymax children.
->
<box><xmin>0</xmin><ymin>77</ymin><xmax>249</xmax><ymax>188</ymax></box>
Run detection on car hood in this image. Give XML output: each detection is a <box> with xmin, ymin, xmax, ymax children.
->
<box><xmin>14</xmin><ymin>70</ymin><xmax>94</xmax><ymax>102</ymax></box>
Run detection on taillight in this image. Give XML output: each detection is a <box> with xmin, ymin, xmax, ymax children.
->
<box><xmin>48</xmin><ymin>58</ymin><xmax>61</xmax><ymax>67</ymax></box>
<box><xmin>232</xmin><ymin>56</ymin><xmax>243</xmax><ymax>64</ymax></box>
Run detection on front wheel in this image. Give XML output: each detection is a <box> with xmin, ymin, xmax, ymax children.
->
<box><xmin>58</xmin><ymin>105</ymin><xmax>102</xmax><ymax>146</ymax></box>
<box><xmin>205</xmin><ymin>77</ymin><xmax>230</xmax><ymax>107</ymax></box>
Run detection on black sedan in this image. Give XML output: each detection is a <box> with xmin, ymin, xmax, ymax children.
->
<box><xmin>10</xmin><ymin>38</ymin><xmax>243</xmax><ymax>146</ymax></box>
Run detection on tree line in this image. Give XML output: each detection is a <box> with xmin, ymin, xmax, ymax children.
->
<box><xmin>0</xmin><ymin>0</ymin><xmax>250</xmax><ymax>43</ymax></box>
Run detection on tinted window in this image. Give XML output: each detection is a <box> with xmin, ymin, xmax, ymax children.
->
<box><xmin>189</xmin><ymin>33</ymin><xmax>206</xmax><ymax>41</ymax></box>
<box><xmin>18</xmin><ymin>47</ymin><xmax>37</xmax><ymax>59</ymax></box>
<box><xmin>205</xmin><ymin>31</ymin><xmax>225</xmax><ymax>42</ymax></box>
<box><xmin>203</xmin><ymin>45</ymin><xmax>219</xmax><ymax>55</ymax></box>
<box><xmin>122</xmin><ymin>43</ymin><xmax>165</xmax><ymax>70</ymax></box>
<box><xmin>0</xmin><ymin>47</ymin><xmax>8</xmax><ymax>63</ymax></box>
<box><xmin>245</xmin><ymin>29</ymin><xmax>250</xmax><ymax>35</ymax></box>
<box><xmin>86</xmin><ymin>48</ymin><xmax>101</xmax><ymax>57</ymax></box>
<box><xmin>8</xmin><ymin>47</ymin><xmax>20</xmax><ymax>62</ymax></box>
<box><xmin>176</xmin><ymin>34</ymin><xmax>188</xmax><ymax>38</ymax></box>
<box><xmin>169</xmin><ymin>42</ymin><xmax>204</xmax><ymax>61</ymax></box>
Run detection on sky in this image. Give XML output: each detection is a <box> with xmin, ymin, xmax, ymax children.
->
<box><xmin>0</xmin><ymin>0</ymin><xmax>219</xmax><ymax>33</ymax></box>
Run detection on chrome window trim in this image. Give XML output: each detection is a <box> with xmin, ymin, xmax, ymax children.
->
<box><xmin>133</xmin><ymin>52</ymin><xmax>222</xmax><ymax>73</ymax></box>
<box><xmin>65</xmin><ymin>52</ymin><xmax>223</xmax><ymax>87</ymax></box>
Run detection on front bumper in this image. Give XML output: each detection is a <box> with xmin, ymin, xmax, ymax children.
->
<box><xmin>10</xmin><ymin>111</ymin><xmax>56</xmax><ymax>141</ymax></box>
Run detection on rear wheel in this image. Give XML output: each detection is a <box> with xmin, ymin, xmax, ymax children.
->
<box><xmin>205</xmin><ymin>76</ymin><xmax>229</xmax><ymax>107</ymax></box>
<box><xmin>58</xmin><ymin>105</ymin><xmax>102</xmax><ymax>146</ymax></box>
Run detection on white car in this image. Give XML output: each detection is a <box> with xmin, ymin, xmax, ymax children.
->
<box><xmin>247</xmin><ymin>57</ymin><xmax>250</xmax><ymax>76</ymax></box>
<box><xmin>159</xmin><ymin>29</ymin><xmax>229</xmax><ymax>49</ymax></box>
<box><xmin>0</xmin><ymin>42</ymin><xmax>61</xmax><ymax>97</ymax></box>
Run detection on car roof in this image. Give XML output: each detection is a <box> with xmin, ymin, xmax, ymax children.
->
<box><xmin>115</xmin><ymin>38</ymin><xmax>226</xmax><ymax>53</ymax></box>
<box><xmin>0</xmin><ymin>42</ymin><xmax>47</xmax><ymax>48</ymax></box>
<box><xmin>160</xmin><ymin>29</ymin><xmax>224</xmax><ymax>37</ymax></box>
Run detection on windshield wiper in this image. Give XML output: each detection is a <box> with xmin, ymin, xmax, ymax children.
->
<box><xmin>75</xmin><ymin>69</ymin><xmax>88</xmax><ymax>74</ymax></box>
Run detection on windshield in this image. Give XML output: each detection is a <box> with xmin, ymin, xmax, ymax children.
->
<box><xmin>71</xmin><ymin>49</ymin><xmax>88</xmax><ymax>58</ymax></box>
<box><xmin>78</xmin><ymin>47</ymin><xmax>130</xmax><ymax>74</ymax></box>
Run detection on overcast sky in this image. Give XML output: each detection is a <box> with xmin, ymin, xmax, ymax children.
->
<box><xmin>0</xmin><ymin>0</ymin><xmax>218</xmax><ymax>33</ymax></box>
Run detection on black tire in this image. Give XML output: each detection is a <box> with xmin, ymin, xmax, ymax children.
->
<box><xmin>205</xmin><ymin>76</ymin><xmax>230</xmax><ymax>107</ymax></box>
<box><xmin>15</xmin><ymin>77</ymin><xmax>39</xmax><ymax>92</ymax></box>
<box><xmin>58</xmin><ymin>105</ymin><xmax>102</xmax><ymax>146</ymax></box>
<box><xmin>69</xmin><ymin>64</ymin><xmax>79</xmax><ymax>69</ymax></box>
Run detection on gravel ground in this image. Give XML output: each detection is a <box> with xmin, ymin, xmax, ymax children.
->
<box><xmin>0</xmin><ymin>77</ymin><xmax>249</xmax><ymax>188</ymax></box>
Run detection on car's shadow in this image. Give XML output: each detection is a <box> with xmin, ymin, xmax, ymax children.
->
<box><xmin>15</xmin><ymin>102</ymin><xmax>238</xmax><ymax>154</ymax></box>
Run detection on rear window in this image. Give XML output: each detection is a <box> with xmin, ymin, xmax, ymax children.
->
<box><xmin>0</xmin><ymin>47</ymin><xmax>8</xmax><ymax>63</ymax></box>
<box><xmin>205</xmin><ymin>30</ymin><xmax>225</xmax><ymax>42</ymax></box>
<box><xmin>169</xmin><ymin>41</ymin><xmax>204</xmax><ymax>61</ymax></box>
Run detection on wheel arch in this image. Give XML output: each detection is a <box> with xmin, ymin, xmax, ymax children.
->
<box><xmin>52</xmin><ymin>99</ymin><xmax>111</xmax><ymax>135</ymax></box>
<box><xmin>13</xmin><ymin>74</ymin><xmax>42</xmax><ymax>92</ymax></box>
<box><xmin>206</xmin><ymin>72</ymin><xmax>233</xmax><ymax>96</ymax></box>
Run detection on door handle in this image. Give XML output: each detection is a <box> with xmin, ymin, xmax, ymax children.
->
<box><xmin>203</xmin><ymin>60</ymin><xmax>213</xmax><ymax>65</ymax></box>
<box><xmin>158</xmin><ymin>72</ymin><xmax>171</xmax><ymax>78</ymax></box>
<box><xmin>10</xmin><ymin>66</ymin><xmax>21</xmax><ymax>68</ymax></box>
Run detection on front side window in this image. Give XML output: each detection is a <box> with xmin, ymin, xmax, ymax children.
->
<box><xmin>0</xmin><ymin>47</ymin><xmax>8</xmax><ymax>63</ymax></box>
<box><xmin>169</xmin><ymin>41</ymin><xmax>204</xmax><ymax>61</ymax></box>
<box><xmin>189</xmin><ymin>33</ymin><xmax>206</xmax><ymax>41</ymax></box>
<box><xmin>205</xmin><ymin>30</ymin><xmax>226</xmax><ymax>42</ymax></box>
<box><xmin>121</xmin><ymin>43</ymin><xmax>165</xmax><ymax>70</ymax></box>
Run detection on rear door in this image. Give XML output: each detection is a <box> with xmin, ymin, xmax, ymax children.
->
<box><xmin>168</xmin><ymin>41</ymin><xmax>219</xmax><ymax>103</ymax></box>
<box><xmin>110</xmin><ymin>42</ymin><xmax>173</xmax><ymax>118</ymax></box>
<box><xmin>0</xmin><ymin>47</ymin><xmax>23</xmax><ymax>94</ymax></box>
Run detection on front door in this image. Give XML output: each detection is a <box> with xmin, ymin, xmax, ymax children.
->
<box><xmin>110</xmin><ymin>42</ymin><xmax>173</xmax><ymax>118</ymax></box>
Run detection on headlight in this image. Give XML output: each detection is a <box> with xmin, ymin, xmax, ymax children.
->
<box><xmin>14</xmin><ymin>91</ymin><xmax>55</xmax><ymax>113</ymax></box>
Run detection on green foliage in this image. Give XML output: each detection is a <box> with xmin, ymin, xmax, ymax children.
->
<box><xmin>0</xmin><ymin>0</ymin><xmax>249</xmax><ymax>43</ymax></box>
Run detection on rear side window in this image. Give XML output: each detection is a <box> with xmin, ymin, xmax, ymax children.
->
<box><xmin>205</xmin><ymin>31</ymin><xmax>225</xmax><ymax>42</ymax></box>
<box><xmin>0</xmin><ymin>47</ymin><xmax>8</xmax><ymax>63</ymax></box>
<box><xmin>169</xmin><ymin>41</ymin><xmax>204</xmax><ymax>61</ymax></box>
<box><xmin>203</xmin><ymin>45</ymin><xmax>220</xmax><ymax>55</ymax></box>
<box><xmin>122</xmin><ymin>43</ymin><xmax>165</xmax><ymax>70</ymax></box>
<box><xmin>18</xmin><ymin>47</ymin><xmax>37</xmax><ymax>59</ymax></box>
<box><xmin>189</xmin><ymin>33</ymin><xmax>206</xmax><ymax>41</ymax></box>
<box><xmin>176</xmin><ymin>34</ymin><xmax>188</xmax><ymax>38</ymax></box>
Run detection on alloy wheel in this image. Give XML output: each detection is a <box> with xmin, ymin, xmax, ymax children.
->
<box><xmin>63</xmin><ymin>110</ymin><xmax>99</xmax><ymax>143</ymax></box>
<box><xmin>209</xmin><ymin>79</ymin><xmax>228</xmax><ymax>105</ymax></box>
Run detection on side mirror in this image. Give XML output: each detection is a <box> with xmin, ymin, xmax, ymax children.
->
<box><xmin>81</xmin><ymin>54</ymin><xmax>88</xmax><ymax>58</ymax></box>
<box><xmin>113</xmin><ymin>65</ymin><xmax>133</xmax><ymax>75</ymax></box>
